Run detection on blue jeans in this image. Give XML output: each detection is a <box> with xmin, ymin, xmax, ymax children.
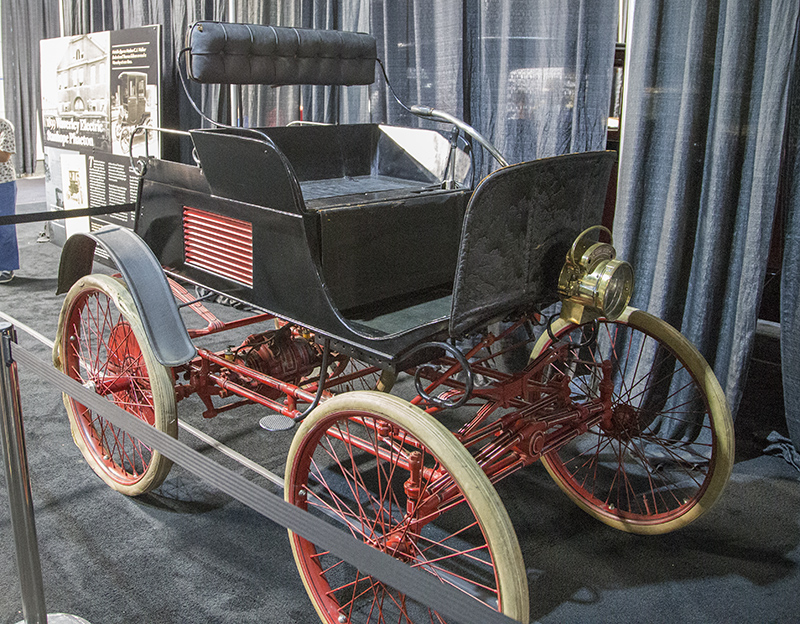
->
<box><xmin>0</xmin><ymin>180</ymin><xmax>18</xmax><ymax>271</ymax></box>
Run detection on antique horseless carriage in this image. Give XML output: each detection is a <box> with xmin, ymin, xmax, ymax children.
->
<box><xmin>51</xmin><ymin>22</ymin><xmax>734</xmax><ymax>623</ymax></box>
<box><xmin>113</xmin><ymin>70</ymin><xmax>151</xmax><ymax>145</ymax></box>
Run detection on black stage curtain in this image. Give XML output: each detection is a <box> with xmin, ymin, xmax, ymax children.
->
<box><xmin>4</xmin><ymin>1</ymin><xmax>616</xmax><ymax>170</ymax></box>
<box><xmin>1</xmin><ymin>0</ymin><xmax>60</xmax><ymax>174</ymax></box>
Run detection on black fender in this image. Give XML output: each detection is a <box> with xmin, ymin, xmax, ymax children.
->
<box><xmin>56</xmin><ymin>225</ymin><xmax>197</xmax><ymax>367</ymax></box>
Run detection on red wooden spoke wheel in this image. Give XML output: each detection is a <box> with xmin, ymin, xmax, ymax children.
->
<box><xmin>285</xmin><ymin>392</ymin><xmax>529</xmax><ymax>623</ymax></box>
<box><xmin>54</xmin><ymin>274</ymin><xmax>177</xmax><ymax>496</ymax></box>
<box><xmin>531</xmin><ymin>307</ymin><xmax>734</xmax><ymax>534</ymax></box>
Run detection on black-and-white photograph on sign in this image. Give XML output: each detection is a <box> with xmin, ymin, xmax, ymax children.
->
<box><xmin>41</xmin><ymin>32</ymin><xmax>113</xmax><ymax>151</ymax></box>
<box><xmin>109</xmin><ymin>27</ymin><xmax>161</xmax><ymax>156</ymax></box>
<box><xmin>41</xmin><ymin>25</ymin><xmax>161</xmax><ymax>157</ymax></box>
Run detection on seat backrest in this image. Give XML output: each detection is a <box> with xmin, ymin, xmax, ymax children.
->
<box><xmin>189</xmin><ymin>128</ymin><xmax>305</xmax><ymax>215</ymax></box>
<box><xmin>186</xmin><ymin>21</ymin><xmax>377</xmax><ymax>86</ymax></box>
<box><xmin>449</xmin><ymin>151</ymin><xmax>616</xmax><ymax>337</ymax></box>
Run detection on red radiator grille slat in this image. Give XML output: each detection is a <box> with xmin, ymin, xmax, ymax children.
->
<box><xmin>183</xmin><ymin>207</ymin><xmax>253</xmax><ymax>287</ymax></box>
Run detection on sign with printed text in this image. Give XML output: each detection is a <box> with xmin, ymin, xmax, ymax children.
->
<box><xmin>39</xmin><ymin>25</ymin><xmax>161</xmax><ymax>244</ymax></box>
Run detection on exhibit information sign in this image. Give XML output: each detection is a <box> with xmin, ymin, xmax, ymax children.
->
<box><xmin>39</xmin><ymin>25</ymin><xmax>161</xmax><ymax>245</ymax></box>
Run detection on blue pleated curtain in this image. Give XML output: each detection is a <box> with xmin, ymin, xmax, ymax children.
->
<box><xmin>780</xmin><ymin>34</ymin><xmax>800</xmax><ymax>452</ymax></box>
<box><xmin>615</xmin><ymin>0</ymin><xmax>800</xmax><ymax>447</ymax></box>
<box><xmin>371</xmin><ymin>0</ymin><xmax>617</xmax><ymax>177</ymax></box>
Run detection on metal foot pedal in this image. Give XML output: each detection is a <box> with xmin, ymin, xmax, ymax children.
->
<box><xmin>259</xmin><ymin>414</ymin><xmax>295</xmax><ymax>431</ymax></box>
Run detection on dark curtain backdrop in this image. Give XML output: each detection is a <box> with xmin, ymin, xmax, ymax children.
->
<box><xmin>615</xmin><ymin>0</ymin><xmax>800</xmax><ymax>432</ymax></box>
<box><xmin>2</xmin><ymin>0</ymin><xmax>615</xmax><ymax>170</ymax></box>
<box><xmin>1</xmin><ymin>0</ymin><xmax>60</xmax><ymax>174</ymax></box>
<box><xmin>467</xmin><ymin>1</ymin><xmax>617</xmax><ymax>173</ymax></box>
<box><xmin>781</xmin><ymin>33</ymin><xmax>800</xmax><ymax>452</ymax></box>
<box><xmin>373</xmin><ymin>0</ymin><xmax>617</xmax><ymax>177</ymax></box>
<box><xmin>371</xmin><ymin>1</ymin><xmax>465</xmax><ymax>126</ymax></box>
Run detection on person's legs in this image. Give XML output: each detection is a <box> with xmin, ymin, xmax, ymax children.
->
<box><xmin>0</xmin><ymin>180</ymin><xmax>19</xmax><ymax>275</ymax></box>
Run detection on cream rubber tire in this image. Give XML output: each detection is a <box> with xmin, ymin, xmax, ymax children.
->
<box><xmin>530</xmin><ymin>306</ymin><xmax>734</xmax><ymax>534</ymax></box>
<box><xmin>53</xmin><ymin>274</ymin><xmax>177</xmax><ymax>496</ymax></box>
<box><xmin>285</xmin><ymin>391</ymin><xmax>529</xmax><ymax>623</ymax></box>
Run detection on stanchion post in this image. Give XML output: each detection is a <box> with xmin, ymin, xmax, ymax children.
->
<box><xmin>0</xmin><ymin>321</ymin><xmax>49</xmax><ymax>624</ymax></box>
<box><xmin>0</xmin><ymin>321</ymin><xmax>47</xmax><ymax>624</ymax></box>
<box><xmin>1</xmin><ymin>324</ymin><xmax>92</xmax><ymax>623</ymax></box>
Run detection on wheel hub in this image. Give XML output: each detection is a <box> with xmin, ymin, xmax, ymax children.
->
<box><xmin>605</xmin><ymin>403</ymin><xmax>641</xmax><ymax>439</ymax></box>
<box><xmin>377</xmin><ymin>531</ymin><xmax>417</xmax><ymax>561</ymax></box>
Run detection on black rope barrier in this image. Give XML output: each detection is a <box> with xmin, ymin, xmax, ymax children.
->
<box><xmin>4</xmin><ymin>335</ymin><xmax>520</xmax><ymax>624</ymax></box>
<box><xmin>0</xmin><ymin>203</ymin><xmax>136</xmax><ymax>226</ymax></box>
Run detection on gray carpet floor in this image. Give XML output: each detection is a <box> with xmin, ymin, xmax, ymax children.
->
<box><xmin>1</xmin><ymin>176</ymin><xmax>799</xmax><ymax>623</ymax></box>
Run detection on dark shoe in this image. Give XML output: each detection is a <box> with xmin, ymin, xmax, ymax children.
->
<box><xmin>0</xmin><ymin>271</ymin><xmax>14</xmax><ymax>283</ymax></box>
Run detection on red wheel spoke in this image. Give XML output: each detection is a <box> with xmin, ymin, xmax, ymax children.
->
<box><xmin>287</xmin><ymin>404</ymin><xmax>512</xmax><ymax>622</ymax></box>
<box><xmin>320</xmin><ymin>424</ymin><xmax>403</xmax><ymax>541</ymax></box>
<box><xmin>60</xmin><ymin>279</ymin><xmax>174</xmax><ymax>492</ymax></box>
<box><xmin>306</xmin><ymin>458</ymin><xmax>375</xmax><ymax>542</ymax></box>
<box><xmin>412</xmin><ymin>539</ymin><xmax>493</xmax><ymax>573</ymax></box>
<box><xmin>538</xmin><ymin>313</ymin><xmax>727</xmax><ymax>527</ymax></box>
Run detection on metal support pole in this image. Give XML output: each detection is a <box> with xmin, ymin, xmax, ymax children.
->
<box><xmin>0</xmin><ymin>322</ymin><xmax>91</xmax><ymax>624</ymax></box>
<box><xmin>228</xmin><ymin>0</ymin><xmax>241</xmax><ymax>127</ymax></box>
<box><xmin>1</xmin><ymin>323</ymin><xmax>47</xmax><ymax>623</ymax></box>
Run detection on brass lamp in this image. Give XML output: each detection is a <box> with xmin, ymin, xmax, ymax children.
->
<box><xmin>557</xmin><ymin>226</ymin><xmax>634</xmax><ymax>324</ymax></box>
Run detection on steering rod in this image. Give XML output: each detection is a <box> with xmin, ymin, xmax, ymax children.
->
<box><xmin>410</xmin><ymin>105</ymin><xmax>509</xmax><ymax>168</ymax></box>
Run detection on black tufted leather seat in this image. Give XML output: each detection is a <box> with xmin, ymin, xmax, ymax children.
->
<box><xmin>186</xmin><ymin>21</ymin><xmax>377</xmax><ymax>86</ymax></box>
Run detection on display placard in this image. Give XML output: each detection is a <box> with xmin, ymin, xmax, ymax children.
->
<box><xmin>39</xmin><ymin>25</ymin><xmax>161</xmax><ymax>245</ymax></box>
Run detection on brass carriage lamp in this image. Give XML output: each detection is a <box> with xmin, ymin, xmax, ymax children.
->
<box><xmin>557</xmin><ymin>225</ymin><xmax>634</xmax><ymax>324</ymax></box>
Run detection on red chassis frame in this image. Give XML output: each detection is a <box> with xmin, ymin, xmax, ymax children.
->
<box><xmin>167</xmin><ymin>276</ymin><xmax>611</xmax><ymax>498</ymax></box>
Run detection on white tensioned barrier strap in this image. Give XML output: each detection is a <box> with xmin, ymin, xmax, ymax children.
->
<box><xmin>10</xmin><ymin>343</ymin><xmax>520</xmax><ymax>624</ymax></box>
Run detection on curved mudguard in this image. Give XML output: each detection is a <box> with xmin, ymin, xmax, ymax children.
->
<box><xmin>56</xmin><ymin>225</ymin><xmax>197</xmax><ymax>367</ymax></box>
